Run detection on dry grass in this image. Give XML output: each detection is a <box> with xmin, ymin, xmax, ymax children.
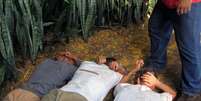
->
<box><xmin>0</xmin><ymin>20</ymin><xmax>181</xmax><ymax>100</ymax></box>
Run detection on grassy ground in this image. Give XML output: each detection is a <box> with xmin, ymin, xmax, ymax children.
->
<box><xmin>0</xmin><ymin>20</ymin><xmax>181</xmax><ymax>100</ymax></box>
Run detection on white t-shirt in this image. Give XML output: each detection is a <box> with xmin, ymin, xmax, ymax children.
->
<box><xmin>114</xmin><ymin>83</ymin><xmax>173</xmax><ymax>101</ymax></box>
<box><xmin>61</xmin><ymin>61</ymin><xmax>123</xmax><ymax>101</ymax></box>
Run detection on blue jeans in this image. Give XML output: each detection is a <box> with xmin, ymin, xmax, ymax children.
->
<box><xmin>148</xmin><ymin>1</ymin><xmax>201</xmax><ymax>95</ymax></box>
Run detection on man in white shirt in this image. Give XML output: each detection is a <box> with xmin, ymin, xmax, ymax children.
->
<box><xmin>114</xmin><ymin>61</ymin><xmax>177</xmax><ymax>101</ymax></box>
<box><xmin>41</xmin><ymin>56</ymin><xmax>132</xmax><ymax>101</ymax></box>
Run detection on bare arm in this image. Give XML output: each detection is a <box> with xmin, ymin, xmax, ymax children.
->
<box><xmin>120</xmin><ymin>60</ymin><xmax>144</xmax><ymax>83</ymax></box>
<box><xmin>156</xmin><ymin>81</ymin><xmax>177</xmax><ymax>98</ymax></box>
<box><xmin>142</xmin><ymin>72</ymin><xmax>177</xmax><ymax>99</ymax></box>
<box><xmin>120</xmin><ymin>67</ymin><xmax>138</xmax><ymax>83</ymax></box>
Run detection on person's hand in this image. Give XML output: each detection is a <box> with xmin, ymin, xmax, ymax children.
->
<box><xmin>96</xmin><ymin>56</ymin><xmax>106</xmax><ymax>64</ymax></box>
<box><xmin>177</xmin><ymin>0</ymin><xmax>192</xmax><ymax>15</ymax></box>
<box><xmin>64</xmin><ymin>51</ymin><xmax>77</xmax><ymax>60</ymax></box>
<box><xmin>141</xmin><ymin>72</ymin><xmax>160</xmax><ymax>88</ymax></box>
<box><xmin>132</xmin><ymin>59</ymin><xmax>144</xmax><ymax>71</ymax></box>
<box><xmin>55</xmin><ymin>52</ymin><xmax>66</xmax><ymax>60</ymax></box>
<box><xmin>55</xmin><ymin>51</ymin><xmax>77</xmax><ymax>64</ymax></box>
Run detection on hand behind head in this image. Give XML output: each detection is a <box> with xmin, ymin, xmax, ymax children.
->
<box><xmin>140</xmin><ymin>72</ymin><xmax>159</xmax><ymax>90</ymax></box>
<box><xmin>55</xmin><ymin>51</ymin><xmax>76</xmax><ymax>65</ymax></box>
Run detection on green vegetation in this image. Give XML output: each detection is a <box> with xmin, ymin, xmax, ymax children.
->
<box><xmin>0</xmin><ymin>64</ymin><xmax>5</xmax><ymax>86</ymax></box>
<box><xmin>0</xmin><ymin>0</ymin><xmax>43</xmax><ymax>84</ymax></box>
<box><xmin>52</xmin><ymin>0</ymin><xmax>147</xmax><ymax>40</ymax></box>
<box><xmin>148</xmin><ymin>0</ymin><xmax>157</xmax><ymax>14</ymax></box>
<box><xmin>0</xmin><ymin>0</ymin><xmax>157</xmax><ymax>86</ymax></box>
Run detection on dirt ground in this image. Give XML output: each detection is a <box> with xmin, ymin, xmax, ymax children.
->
<box><xmin>0</xmin><ymin>20</ymin><xmax>182</xmax><ymax>100</ymax></box>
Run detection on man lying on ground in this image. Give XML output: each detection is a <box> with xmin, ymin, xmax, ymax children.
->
<box><xmin>41</xmin><ymin>56</ymin><xmax>141</xmax><ymax>101</ymax></box>
<box><xmin>3</xmin><ymin>51</ymin><xmax>81</xmax><ymax>101</ymax></box>
<box><xmin>114</xmin><ymin>60</ymin><xmax>177</xmax><ymax>101</ymax></box>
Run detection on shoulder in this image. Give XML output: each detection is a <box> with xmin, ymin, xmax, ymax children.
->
<box><xmin>116</xmin><ymin>83</ymin><xmax>133</xmax><ymax>88</ymax></box>
<box><xmin>38</xmin><ymin>59</ymin><xmax>69</xmax><ymax>68</ymax></box>
<box><xmin>114</xmin><ymin>83</ymin><xmax>133</xmax><ymax>95</ymax></box>
<box><xmin>115</xmin><ymin>83</ymin><xmax>133</xmax><ymax>91</ymax></box>
<box><xmin>79</xmin><ymin>61</ymin><xmax>109</xmax><ymax>71</ymax></box>
<box><xmin>80</xmin><ymin>61</ymin><xmax>106</xmax><ymax>67</ymax></box>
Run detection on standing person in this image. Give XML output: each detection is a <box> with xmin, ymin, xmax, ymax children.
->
<box><xmin>147</xmin><ymin>0</ymin><xmax>201</xmax><ymax>100</ymax></box>
<box><xmin>3</xmin><ymin>51</ymin><xmax>81</xmax><ymax>101</ymax></box>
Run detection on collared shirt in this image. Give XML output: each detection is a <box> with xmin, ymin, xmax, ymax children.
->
<box><xmin>22</xmin><ymin>59</ymin><xmax>80</xmax><ymax>97</ymax></box>
<box><xmin>114</xmin><ymin>83</ymin><xmax>173</xmax><ymax>101</ymax></box>
<box><xmin>60</xmin><ymin>61</ymin><xmax>123</xmax><ymax>101</ymax></box>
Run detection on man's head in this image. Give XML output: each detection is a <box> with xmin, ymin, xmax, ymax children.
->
<box><xmin>133</xmin><ymin>68</ymin><xmax>157</xmax><ymax>89</ymax></box>
<box><xmin>96</xmin><ymin>56</ymin><xmax>126</xmax><ymax>74</ymax></box>
<box><xmin>105</xmin><ymin>57</ymin><xmax>120</xmax><ymax>71</ymax></box>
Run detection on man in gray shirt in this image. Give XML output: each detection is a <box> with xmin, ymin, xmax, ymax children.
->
<box><xmin>3</xmin><ymin>51</ymin><xmax>81</xmax><ymax>101</ymax></box>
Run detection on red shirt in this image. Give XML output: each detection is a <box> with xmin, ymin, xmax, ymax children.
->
<box><xmin>163</xmin><ymin>0</ymin><xmax>201</xmax><ymax>9</ymax></box>
<box><xmin>193</xmin><ymin>0</ymin><xmax>201</xmax><ymax>2</ymax></box>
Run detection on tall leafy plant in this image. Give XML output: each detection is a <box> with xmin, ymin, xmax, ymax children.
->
<box><xmin>15</xmin><ymin>0</ymin><xmax>43</xmax><ymax>60</ymax></box>
<box><xmin>0</xmin><ymin>0</ymin><xmax>16</xmax><ymax>81</ymax></box>
<box><xmin>77</xmin><ymin>0</ymin><xmax>96</xmax><ymax>40</ymax></box>
<box><xmin>148</xmin><ymin>0</ymin><xmax>157</xmax><ymax>14</ymax></box>
<box><xmin>61</xmin><ymin>0</ymin><xmax>146</xmax><ymax>40</ymax></box>
<box><xmin>60</xmin><ymin>0</ymin><xmax>97</xmax><ymax>40</ymax></box>
<box><xmin>0</xmin><ymin>0</ymin><xmax>149</xmax><ymax>86</ymax></box>
<box><xmin>0</xmin><ymin>0</ymin><xmax>43</xmax><ymax>85</ymax></box>
<box><xmin>0</xmin><ymin>64</ymin><xmax>5</xmax><ymax>86</ymax></box>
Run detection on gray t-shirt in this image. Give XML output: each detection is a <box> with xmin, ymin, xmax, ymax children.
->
<box><xmin>22</xmin><ymin>59</ymin><xmax>80</xmax><ymax>97</ymax></box>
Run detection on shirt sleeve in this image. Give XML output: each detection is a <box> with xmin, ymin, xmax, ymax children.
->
<box><xmin>160</xmin><ymin>93</ymin><xmax>173</xmax><ymax>101</ymax></box>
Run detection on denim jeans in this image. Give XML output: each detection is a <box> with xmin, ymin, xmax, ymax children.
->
<box><xmin>148</xmin><ymin>1</ymin><xmax>201</xmax><ymax>95</ymax></box>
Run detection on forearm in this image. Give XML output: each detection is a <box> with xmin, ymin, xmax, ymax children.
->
<box><xmin>156</xmin><ymin>81</ymin><xmax>177</xmax><ymax>98</ymax></box>
<box><xmin>120</xmin><ymin>68</ymin><xmax>138</xmax><ymax>83</ymax></box>
<box><xmin>116</xmin><ymin>67</ymin><xmax>127</xmax><ymax>75</ymax></box>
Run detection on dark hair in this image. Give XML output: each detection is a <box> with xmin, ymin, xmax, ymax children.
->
<box><xmin>105</xmin><ymin>57</ymin><xmax>117</xmax><ymax>65</ymax></box>
<box><xmin>133</xmin><ymin>68</ymin><xmax>157</xmax><ymax>84</ymax></box>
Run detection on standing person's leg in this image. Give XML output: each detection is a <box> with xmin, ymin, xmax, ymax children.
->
<box><xmin>173</xmin><ymin>2</ymin><xmax>201</xmax><ymax>98</ymax></box>
<box><xmin>148</xmin><ymin>1</ymin><xmax>173</xmax><ymax>70</ymax></box>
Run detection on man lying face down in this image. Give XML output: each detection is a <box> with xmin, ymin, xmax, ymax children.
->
<box><xmin>41</xmin><ymin>56</ymin><xmax>142</xmax><ymax>101</ymax></box>
<box><xmin>3</xmin><ymin>51</ymin><xmax>81</xmax><ymax>101</ymax></box>
<box><xmin>113</xmin><ymin>60</ymin><xmax>177</xmax><ymax>101</ymax></box>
